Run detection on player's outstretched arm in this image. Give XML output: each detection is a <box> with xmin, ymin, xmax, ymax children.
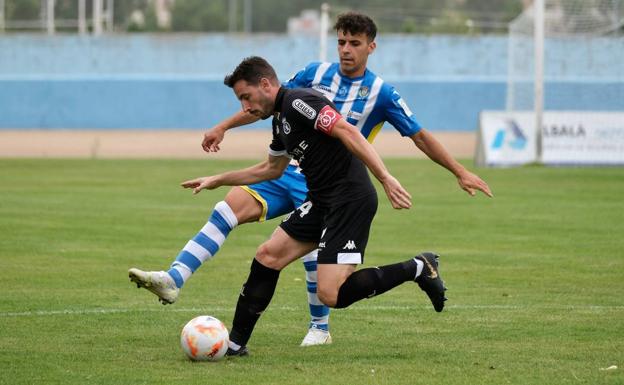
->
<box><xmin>202</xmin><ymin>110</ymin><xmax>261</xmax><ymax>153</ymax></box>
<box><xmin>331</xmin><ymin>119</ymin><xmax>412</xmax><ymax>209</ymax></box>
<box><xmin>410</xmin><ymin>129</ymin><xmax>493</xmax><ymax>197</ymax></box>
<box><xmin>181</xmin><ymin>155</ymin><xmax>290</xmax><ymax>195</ymax></box>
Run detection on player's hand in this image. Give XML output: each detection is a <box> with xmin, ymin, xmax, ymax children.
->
<box><xmin>457</xmin><ymin>170</ymin><xmax>493</xmax><ymax>197</ymax></box>
<box><xmin>181</xmin><ymin>176</ymin><xmax>221</xmax><ymax>194</ymax></box>
<box><xmin>202</xmin><ymin>127</ymin><xmax>226</xmax><ymax>153</ymax></box>
<box><xmin>382</xmin><ymin>175</ymin><xmax>412</xmax><ymax>209</ymax></box>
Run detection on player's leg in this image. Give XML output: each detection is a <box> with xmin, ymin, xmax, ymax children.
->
<box><xmin>166</xmin><ymin>187</ymin><xmax>262</xmax><ymax>287</ymax></box>
<box><xmin>319</xmin><ymin>252</ymin><xmax>446</xmax><ymax>311</ymax></box>
<box><xmin>128</xmin><ymin>186</ymin><xmax>262</xmax><ymax>304</ymax></box>
<box><xmin>315</xmin><ymin>195</ymin><xmax>447</xmax><ymax>311</ymax></box>
<box><xmin>228</xmin><ymin>197</ymin><xmax>324</xmax><ymax>355</ymax></box>
<box><xmin>299</xmin><ymin>249</ymin><xmax>332</xmax><ymax>346</ymax></box>
<box><xmin>285</xmin><ymin>166</ymin><xmax>332</xmax><ymax>346</ymax></box>
<box><xmin>227</xmin><ymin>226</ymin><xmax>318</xmax><ymax>355</ymax></box>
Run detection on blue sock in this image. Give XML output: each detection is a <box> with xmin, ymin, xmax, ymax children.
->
<box><xmin>167</xmin><ymin>201</ymin><xmax>238</xmax><ymax>288</ymax></box>
<box><xmin>302</xmin><ymin>250</ymin><xmax>330</xmax><ymax>331</ymax></box>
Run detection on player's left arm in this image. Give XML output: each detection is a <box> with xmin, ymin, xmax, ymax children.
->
<box><xmin>330</xmin><ymin>118</ymin><xmax>412</xmax><ymax>209</ymax></box>
<box><xmin>410</xmin><ymin>129</ymin><xmax>493</xmax><ymax>197</ymax></box>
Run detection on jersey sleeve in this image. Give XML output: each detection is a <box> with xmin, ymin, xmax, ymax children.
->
<box><xmin>382</xmin><ymin>85</ymin><xmax>422</xmax><ymax>137</ymax></box>
<box><xmin>282</xmin><ymin>62</ymin><xmax>319</xmax><ymax>89</ymax></box>
<box><xmin>268</xmin><ymin>118</ymin><xmax>291</xmax><ymax>158</ymax></box>
<box><xmin>287</xmin><ymin>92</ymin><xmax>342</xmax><ymax>136</ymax></box>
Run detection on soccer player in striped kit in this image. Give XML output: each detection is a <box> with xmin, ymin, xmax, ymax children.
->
<box><xmin>129</xmin><ymin>12</ymin><xmax>492</xmax><ymax>347</ymax></box>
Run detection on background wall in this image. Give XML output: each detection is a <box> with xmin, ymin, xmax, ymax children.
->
<box><xmin>1</xmin><ymin>34</ymin><xmax>622</xmax><ymax>131</ymax></box>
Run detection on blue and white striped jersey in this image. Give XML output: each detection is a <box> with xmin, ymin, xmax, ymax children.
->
<box><xmin>283</xmin><ymin>62</ymin><xmax>421</xmax><ymax>143</ymax></box>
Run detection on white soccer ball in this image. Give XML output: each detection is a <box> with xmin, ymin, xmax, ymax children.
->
<box><xmin>180</xmin><ymin>315</ymin><xmax>229</xmax><ymax>361</ymax></box>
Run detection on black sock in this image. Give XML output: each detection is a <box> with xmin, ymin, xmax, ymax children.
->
<box><xmin>334</xmin><ymin>259</ymin><xmax>417</xmax><ymax>309</ymax></box>
<box><xmin>229</xmin><ymin>258</ymin><xmax>280</xmax><ymax>347</ymax></box>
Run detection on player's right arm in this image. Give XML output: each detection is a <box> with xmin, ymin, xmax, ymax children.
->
<box><xmin>202</xmin><ymin>110</ymin><xmax>260</xmax><ymax>152</ymax></box>
<box><xmin>181</xmin><ymin>154</ymin><xmax>290</xmax><ymax>195</ymax></box>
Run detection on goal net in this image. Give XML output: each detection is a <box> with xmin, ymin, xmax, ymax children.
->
<box><xmin>506</xmin><ymin>0</ymin><xmax>624</xmax><ymax>113</ymax></box>
<box><xmin>477</xmin><ymin>0</ymin><xmax>624</xmax><ymax>166</ymax></box>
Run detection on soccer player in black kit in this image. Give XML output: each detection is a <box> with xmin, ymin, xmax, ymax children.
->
<box><xmin>181</xmin><ymin>56</ymin><xmax>447</xmax><ymax>356</ymax></box>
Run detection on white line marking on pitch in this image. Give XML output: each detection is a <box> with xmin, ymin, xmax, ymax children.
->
<box><xmin>1</xmin><ymin>305</ymin><xmax>622</xmax><ymax>318</ymax></box>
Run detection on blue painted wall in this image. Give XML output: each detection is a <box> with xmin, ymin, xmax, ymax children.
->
<box><xmin>0</xmin><ymin>34</ymin><xmax>622</xmax><ymax>130</ymax></box>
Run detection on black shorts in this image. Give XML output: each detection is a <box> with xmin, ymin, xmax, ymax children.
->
<box><xmin>279</xmin><ymin>193</ymin><xmax>378</xmax><ymax>265</ymax></box>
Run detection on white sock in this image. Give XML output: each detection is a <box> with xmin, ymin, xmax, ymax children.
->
<box><xmin>228</xmin><ymin>340</ymin><xmax>241</xmax><ymax>351</ymax></box>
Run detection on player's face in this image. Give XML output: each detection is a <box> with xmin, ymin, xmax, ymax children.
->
<box><xmin>233</xmin><ymin>78</ymin><xmax>274</xmax><ymax>119</ymax></box>
<box><xmin>336</xmin><ymin>30</ymin><xmax>376</xmax><ymax>77</ymax></box>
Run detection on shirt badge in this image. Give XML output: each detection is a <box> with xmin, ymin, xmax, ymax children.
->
<box><xmin>282</xmin><ymin>117</ymin><xmax>291</xmax><ymax>134</ymax></box>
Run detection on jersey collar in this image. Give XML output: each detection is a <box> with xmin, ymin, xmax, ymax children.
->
<box><xmin>274</xmin><ymin>86</ymin><xmax>286</xmax><ymax>113</ymax></box>
<box><xmin>337</xmin><ymin>66</ymin><xmax>369</xmax><ymax>82</ymax></box>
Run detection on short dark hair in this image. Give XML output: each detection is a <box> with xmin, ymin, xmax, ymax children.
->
<box><xmin>224</xmin><ymin>56</ymin><xmax>278</xmax><ymax>88</ymax></box>
<box><xmin>334</xmin><ymin>12</ymin><xmax>377</xmax><ymax>42</ymax></box>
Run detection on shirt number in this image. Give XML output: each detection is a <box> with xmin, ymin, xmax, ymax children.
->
<box><xmin>298</xmin><ymin>201</ymin><xmax>313</xmax><ymax>218</ymax></box>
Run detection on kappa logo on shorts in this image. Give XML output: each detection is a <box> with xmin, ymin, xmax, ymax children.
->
<box><xmin>315</xmin><ymin>105</ymin><xmax>341</xmax><ymax>134</ymax></box>
<box><xmin>342</xmin><ymin>240</ymin><xmax>356</xmax><ymax>250</ymax></box>
<box><xmin>292</xmin><ymin>99</ymin><xmax>317</xmax><ymax>120</ymax></box>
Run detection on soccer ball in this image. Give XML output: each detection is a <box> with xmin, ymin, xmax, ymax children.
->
<box><xmin>180</xmin><ymin>315</ymin><xmax>229</xmax><ymax>361</ymax></box>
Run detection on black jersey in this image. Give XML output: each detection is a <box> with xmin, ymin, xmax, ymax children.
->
<box><xmin>269</xmin><ymin>87</ymin><xmax>376</xmax><ymax>208</ymax></box>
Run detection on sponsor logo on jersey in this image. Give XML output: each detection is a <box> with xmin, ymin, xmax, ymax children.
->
<box><xmin>343</xmin><ymin>240</ymin><xmax>357</xmax><ymax>250</ymax></box>
<box><xmin>315</xmin><ymin>105</ymin><xmax>341</xmax><ymax>134</ymax></box>
<box><xmin>357</xmin><ymin>86</ymin><xmax>370</xmax><ymax>98</ymax></box>
<box><xmin>346</xmin><ymin>110</ymin><xmax>363</xmax><ymax>121</ymax></box>
<box><xmin>313</xmin><ymin>84</ymin><xmax>333</xmax><ymax>94</ymax></box>
<box><xmin>292</xmin><ymin>99</ymin><xmax>317</xmax><ymax>120</ymax></box>
<box><xmin>281</xmin><ymin>117</ymin><xmax>291</xmax><ymax>134</ymax></box>
<box><xmin>338</xmin><ymin>86</ymin><xmax>348</xmax><ymax>97</ymax></box>
<box><xmin>291</xmin><ymin>140</ymin><xmax>308</xmax><ymax>160</ymax></box>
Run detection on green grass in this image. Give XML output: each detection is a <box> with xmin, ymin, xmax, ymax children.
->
<box><xmin>0</xmin><ymin>158</ymin><xmax>623</xmax><ymax>385</ymax></box>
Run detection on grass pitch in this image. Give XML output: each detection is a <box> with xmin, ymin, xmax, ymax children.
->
<box><xmin>0</xmin><ymin>158</ymin><xmax>623</xmax><ymax>385</ymax></box>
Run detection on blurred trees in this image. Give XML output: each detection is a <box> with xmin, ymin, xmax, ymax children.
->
<box><xmin>2</xmin><ymin>0</ymin><xmax>527</xmax><ymax>34</ymax></box>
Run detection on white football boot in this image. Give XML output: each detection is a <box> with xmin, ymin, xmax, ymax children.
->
<box><xmin>128</xmin><ymin>268</ymin><xmax>179</xmax><ymax>305</ymax></box>
<box><xmin>300</xmin><ymin>327</ymin><xmax>332</xmax><ymax>347</ymax></box>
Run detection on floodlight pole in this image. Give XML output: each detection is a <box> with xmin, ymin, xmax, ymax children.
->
<box><xmin>319</xmin><ymin>3</ymin><xmax>329</xmax><ymax>61</ymax></box>
<box><xmin>78</xmin><ymin>0</ymin><xmax>87</xmax><ymax>34</ymax></box>
<box><xmin>46</xmin><ymin>0</ymin><xmax>55</xmax><ymax>35</ymax></box>
<box><xmin>93</xmin><ymin>0</ymin><xmax>103</xmax><ymax>36</ymax></box>
<box><xmin>534</xmin><ymin>0</ymin><xmax>545</xmax><ymax>163</ymax></box>
<box><xmin>106</xmin><ymin>0</ymin><xmax>114</xmax><ymax>32</ymax></box>
<box><xmin>243</xmin><ymin>0</ymin><xmax>251</xmax><ymax>33</ymax></box>
<box><xmin>228</xmin><ymin>0</ymin><xmax>237</xmax><ymax>32</ymax></box>
<box><xmin>0</xmin><ymin>0</ymin><xmax>5</xmax><ymax>33</ymax></box>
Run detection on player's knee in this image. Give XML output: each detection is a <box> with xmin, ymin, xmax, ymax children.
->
<box><xmin>224</xmin><ymin>187</ymin><xmax>262</xmax><ymax>224</ymax></box>
<box><xmin>316</xmin><ymin>283</ymin><xmax>338</xmax><ymax>308</ymax></box>
<box><xmin>255</xmin><ymin>242</ymin><xmax>283</xmax><ymax>270</ymax></box>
